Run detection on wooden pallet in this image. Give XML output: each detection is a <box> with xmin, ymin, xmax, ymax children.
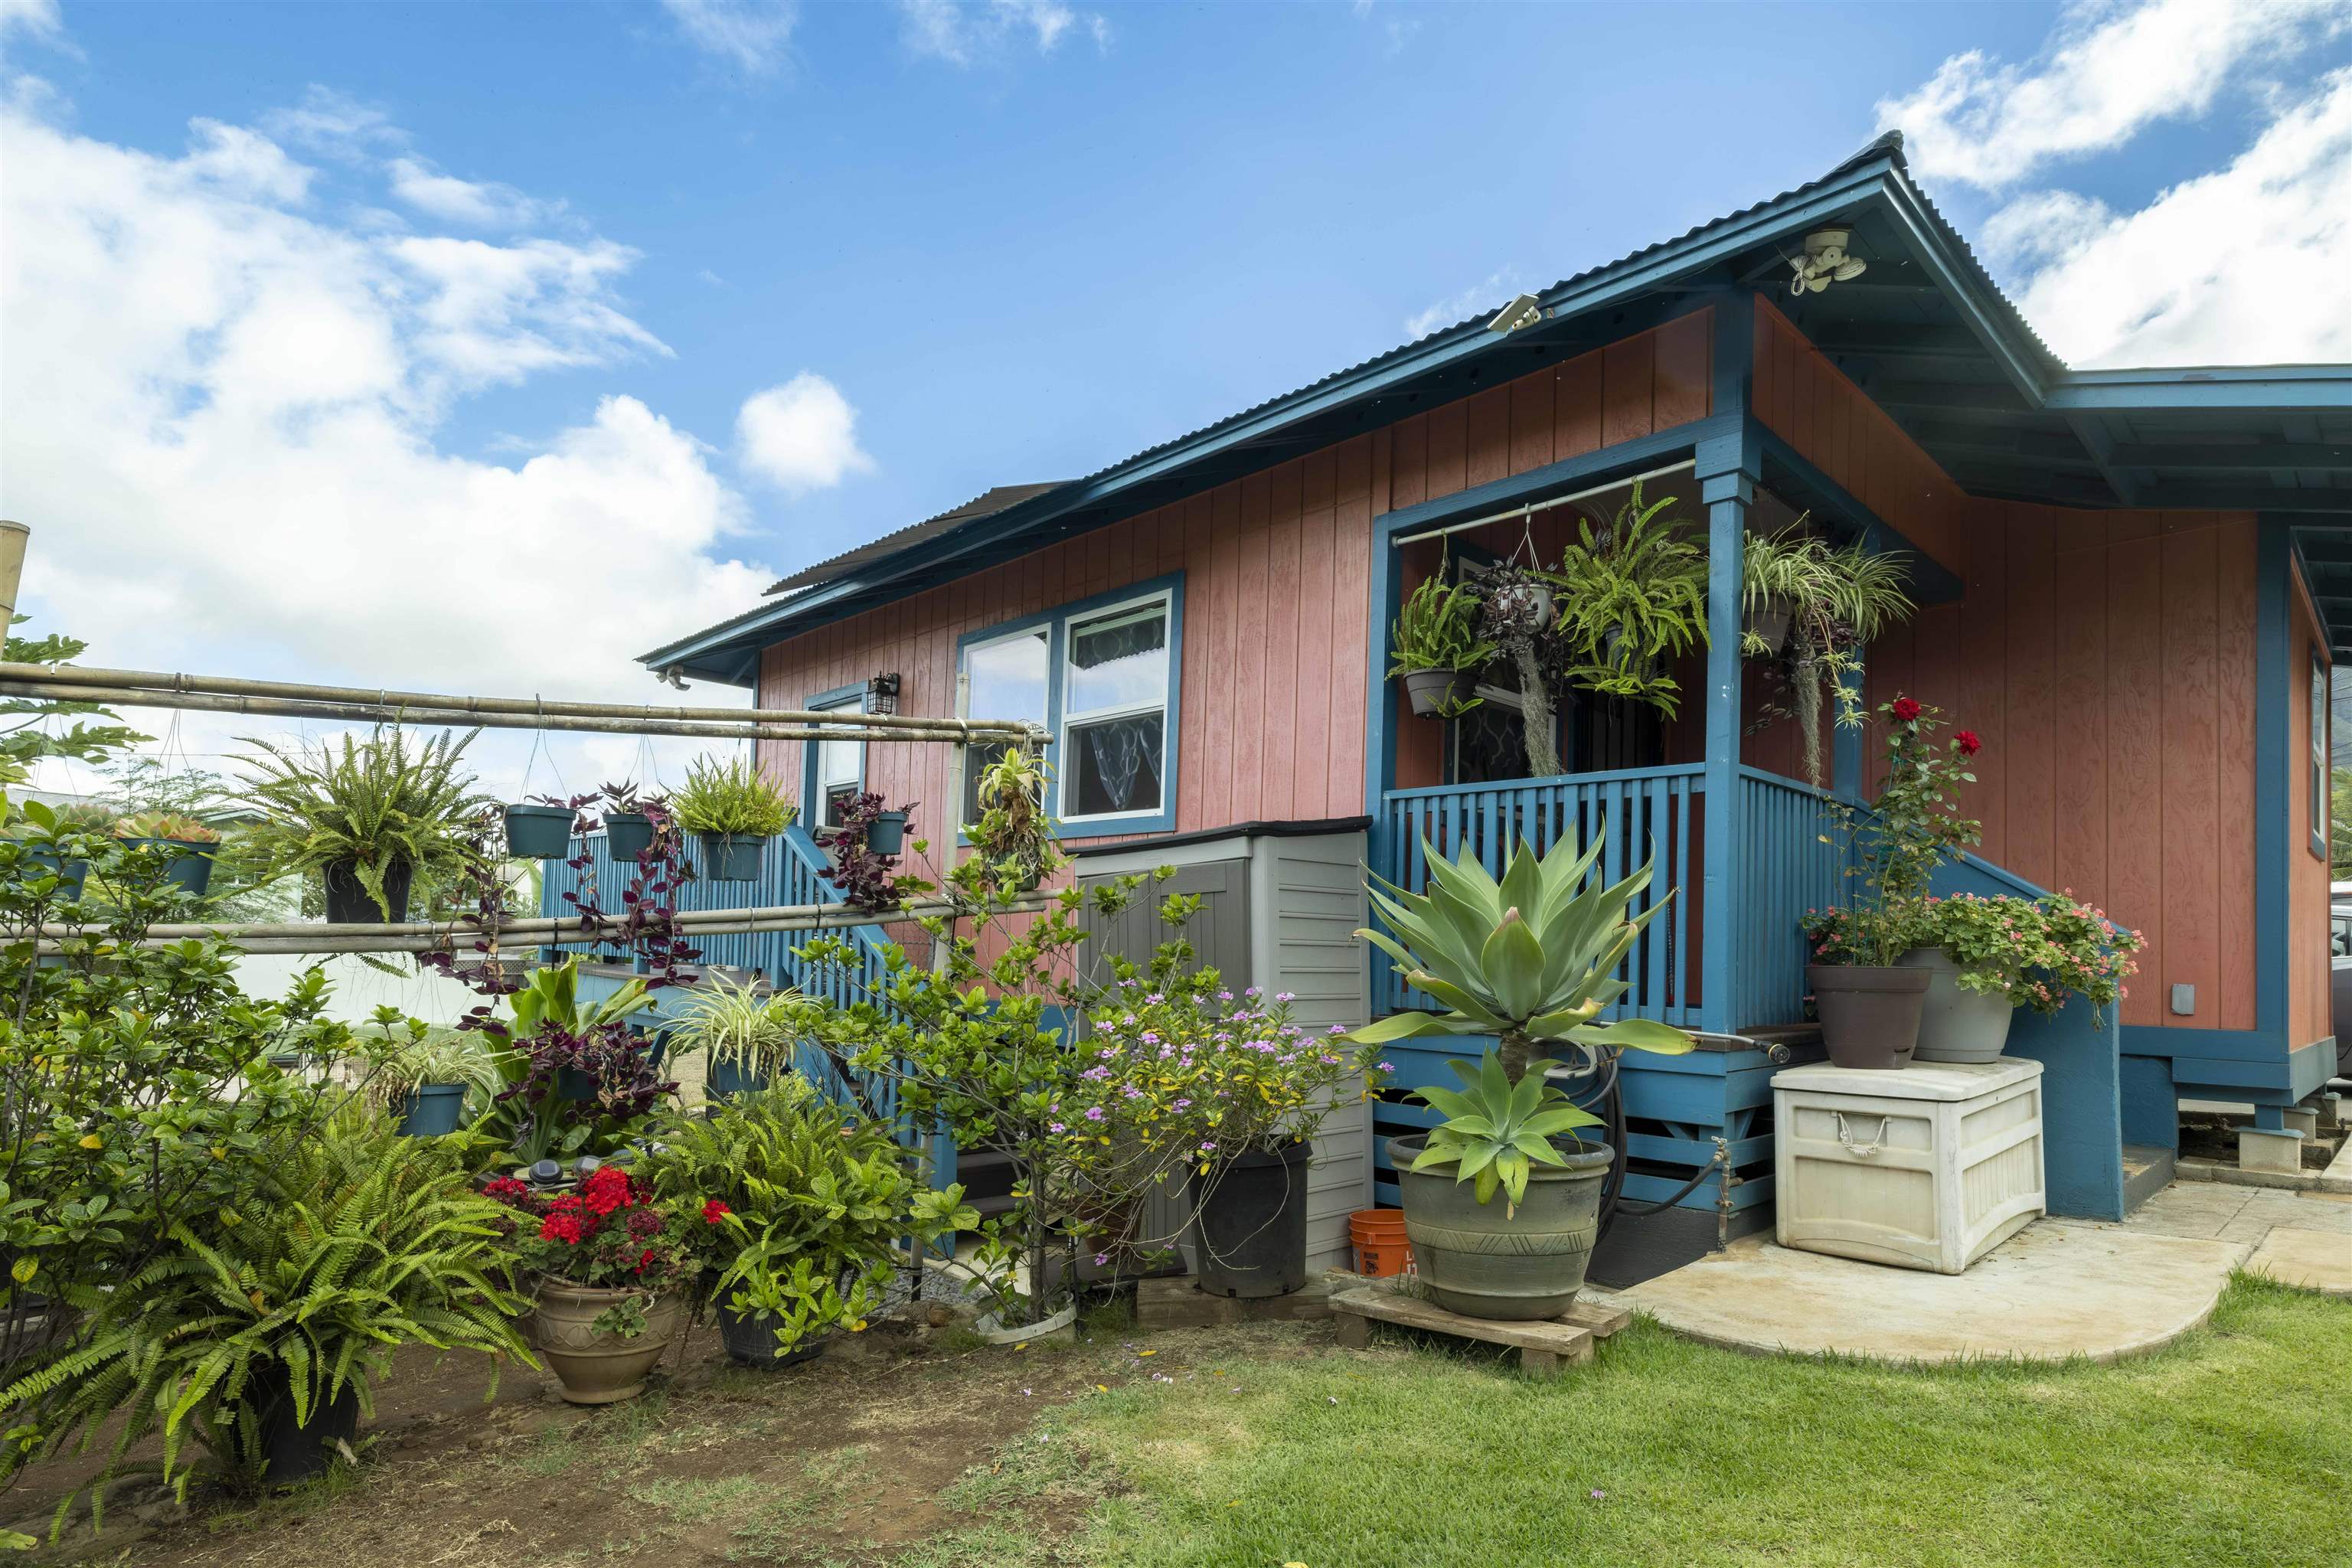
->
<box><xmin>1133</xmin><ymin>1273</ymin><xmax>1335</xmax><ymax>1330</ymax></box>
<box><xmin>1328</xmin><ymin>1285</ymin><xmax>1628</xmax><ymax>1377</ymax></box>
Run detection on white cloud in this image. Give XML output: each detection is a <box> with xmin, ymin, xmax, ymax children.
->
<box><xmin>897</xmin><ymin>0</ymin><xmax>1111</xmax><ymax>67</ymax></box>
<box><xmin>1982</xmin><ymin>67</ymin><xmax>2352</xmax><ymax>366</ymax></box>
<box><xmin>387</xmin><ymin>155</ymin><xmax>553</xmax><ymax>227</ymax></box>
<box><xmin>0</xmin><ymin>93</ymin><xmax>777</xmax><ymax>802</ymax></box>
<box><xmin>737</xmin><ymin>374</ymin><xmax>876</xmax><ymax>495</ymax></box>
<box><xmin>0</xmin><ymin>0</ymin><xmax>66</xmax><ymax>46</ymax></box>
<box><xmin>1403</xmin><ymin>268</ymin><xmax>1524</xmax><ymax>340</ymax></box>
<box><xmin>1877</xmin><ymin>0</ymin><xmax>2350</xmax><ymax>189</ymax></box>
<box><xmin>661</xmin><ymin>0</ymin><xmax>799</xmax><ymax>75</ymax></box>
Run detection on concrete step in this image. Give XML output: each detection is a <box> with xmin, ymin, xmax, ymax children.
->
<box><xmin>2122</xmin><ymin>1144</ymin><xmax>2176</xmax><ymax>1215</ymax></box>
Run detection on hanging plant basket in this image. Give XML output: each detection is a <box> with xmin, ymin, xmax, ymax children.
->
<box><xmin>394</xmin><ymin>1083</ymin><xmax>469</xmax><ymax>1137</ymax></box>
<box><xmin>113</xmin><ymin>835</ymin><xmax>218</xmax><ymax>898</ymax></box>
<box><xmin>505</xmin><ymin>803</ymin><xmax>577</xmax><ymax>861</ymax></box>
<box><xmin>25</xmin><ymin>847</ymin><xmax>90</xmax><ymax>902</ymax></box>
<box><xmin>696</xmin><ymin>831</ymin><xmax>766</xmax><ymax>882</ymax></box>
<box><xmin>864</xmin><ymin>809</ymin><xmax>910</xmax><ymax>856</ymax></box>
<box><xmin>603</xmin><ymin>811</ymin><xmax>655</xmax><ymax>861</ymax></box>
<box><xmin>1745</xmin><ymin>592</ymin><xmax>1796</xmax><ymax>655</ymax></box>
<box><xmin>323</xmin><ymin>858</ymin><xmax>413</xmax><ymax>924</ymax></box>
<box><xmin>1402</xmin><ymin>668</ymin><xmax>1481</xmax><ymax>718</ymax></box>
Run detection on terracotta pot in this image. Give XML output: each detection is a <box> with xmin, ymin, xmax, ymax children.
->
<box><xmin>1807</xmin><ymin>964</ymin><xmax>1931</xmax><ymax>1070</ymax></box>
<box><xmin>528</xmin><ymin>1279</ymin><xmax>687</xmax><ymax>1405</ymax></box>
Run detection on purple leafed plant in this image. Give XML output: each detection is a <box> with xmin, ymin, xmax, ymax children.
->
<box><xmin>826</xmin><ymin>792</ymin><xmax>927</xmax><ymax>913</ymax></box>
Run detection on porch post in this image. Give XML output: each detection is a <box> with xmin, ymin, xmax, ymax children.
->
<box><xmin>1697</xmin><ymin>429</ymin><xmax>1758</xmax><ymax>1036</ymax></box>
<box><xmin>1831</xmin><ymin>660</ymin><xmax>1865</xmax><ymax>801</ymax></box>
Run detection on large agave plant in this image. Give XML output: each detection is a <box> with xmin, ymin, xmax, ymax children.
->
<box><xmin>1351</xmin><ymin>825</ymin><xmax>1694</xmax><ymax>1080</ymax></box>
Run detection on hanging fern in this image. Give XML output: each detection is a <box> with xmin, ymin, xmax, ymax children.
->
<box><xmin>1547</xmin><ymin>481</ymin><xmax>1709</xmax><ymax>718</ymax></box>
<box><xmin>236</xmin><ymin>726</ymin><xmax>494</xmax><ymax>918</ymax></box>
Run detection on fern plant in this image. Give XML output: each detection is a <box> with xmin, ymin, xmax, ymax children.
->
<box><xmin>1740</xmin><ymin>523</ymin><xmax>1914</xmax><ymax>786</ymax></box>
<box><xmin>237</xmin><ymin>727</ymin><xmax>493</xmax><ymax>918</ymax></box>
<box><xmin>1547</xmin><ymin>481</ymin><xmax>1709</xmax><ymax>718</ymax></box>
<box><xmin>2</xmin><ymin>1116</ymin><xmax>531</xmax><ymax>1527</ymax></box>
<box><xmin>1388</xmin><ymin>574</ymin><xmax>1496</xmax><ymax>688</ymax></box>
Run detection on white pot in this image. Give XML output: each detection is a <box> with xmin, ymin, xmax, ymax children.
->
<box><xmin>974</xmin><ymin>1302</ymin><xmax>1077</xmax><ymax>1345</ymax></box>
<box><xmin>1898</xmin><ymin>946</ymin><xmax>2017</xmax><ymax>1064</ymax></box>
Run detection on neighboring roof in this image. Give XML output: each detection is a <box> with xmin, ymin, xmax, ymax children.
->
<box><xmin>645</xmin><ymin>132</ymin><xmax>2351</xmax><ymax>684</ymax></box>
<box><xmin>760</xmin><ymin>482</ymin><xmax>1068</xmax><ymax>597</ymax></box>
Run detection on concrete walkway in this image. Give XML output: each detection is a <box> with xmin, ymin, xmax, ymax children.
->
<box><xmin>1605</xmin><ymin>1181</ymin><xmax>2351</xmax><ymax>1364</ymax></box>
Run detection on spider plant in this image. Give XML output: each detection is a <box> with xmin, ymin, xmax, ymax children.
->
<box><xmin>671</xmin><ymin>969</ymin><xmax>802</xmax><ymax>1077</ymax></box>
<box><xmin>237</xmin><ymin>727</ymin><xmax>493</xmax><ymax>920</ymax></box>
<box><xmin>354</xmin><ymin>1011</ymin><xmax>508</xmax><ymax>1112</ymax></box>
<box><xmin>1547</xmin><ymin>481</ymin><xmax>1708</xmax><ymax>718</ymax></box>
<box><xmin>1742</xmin><ymin>524</ymin><xmax>1914</xmax><ymax>786</ymax></box>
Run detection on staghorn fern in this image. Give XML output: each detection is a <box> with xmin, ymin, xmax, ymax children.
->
<box><xmin>2</xmin><ymin>1116</ymin><xmax>533</xmax><ymax>1534</ymax></box>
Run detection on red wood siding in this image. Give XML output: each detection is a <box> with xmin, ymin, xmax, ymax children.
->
<box><xmin>1864</xmin><ymin>508</ymin><xmax>2262</xmax><ymax>1034</ymax></box>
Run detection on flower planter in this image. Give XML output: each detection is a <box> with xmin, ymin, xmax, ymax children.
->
<box><xmin>528</xmin><ymin>1279</ymin><xmax>687</xmax><ymax>1405</ymax></box>
<box><xmin>1898</xmin><ymin>946</ymin><xmax>2016</xmax><ymax>1064</ymax></box>
<box><xmin>1806</xmin><ymin>963</ymin><xmax>1930</xmax><ymax>1070</ymax></box>
<box><xmin>1401</xmin><ymin>668</ymin><xmax>1481</xmax><ymax>718</ymax></box>
<box><xmin>974</xmin><ymin>1301</ymin><xmax>1076</xmax><ymax>1346</ymax></box>
<box><xmin>695</xmin><ymin>831</ymin><xmax>766</xmax><ymax>882</ymax></box>
<box><xmin>864</xmin><ymin>810</ymin><xmax>910</xmax><ymax>856</ymax></box>
<box><xmin>1744</xmin><ymin>593</ymin><xmax>1795</xmax><ymax>655</ymax></box>
<box><xmin>603</xmin><ymin>812</ymin><xmax>655</xmax><ymax>861</ymax></box>
<box><xmin>394</xmin><ymin>1082</ymin><xmax>468</xmax><ymax>1136</ymax></box>
<box><xmin>1187</xmin><ymin>1139</ymin><xmax>1311</xmax><ymax>1299</ymax></box>
<box><xmin>1387</xmin><ymin>1134</ymin><xmax>1609</xmax><ymax>1321</ymax></box>
<box><xmin>322</xmin><ymin>858</ymin><xmax>413</xmax><ymax>924</ymax></box>
<box><xmin>716</xmin><ymin>1304</ymin><xmax>828</xmax><ymax>1368</ymax></box>
<box><xmin>505</xmin><ymin>803</ymin><xmax>577</xmax><ymax>861</ymax></box>
<box><xmin>117</xmin><ymin>835</ymin><xmax>217</xmax><ymax>898</ymax></box>
<box><xmin>247</xmin><ymin>1363</ymin><xmax>361</xmax><ymax>1485</ymax></box>
<box><xmin>704</xmin><ymin>1054</ymin><xmax>773</xmax><ymax>1100</ymax></box>
<box><xmin>24</xmin><ymin>847</ymin><xmax>89</xmax><ymax>901</ymax></box>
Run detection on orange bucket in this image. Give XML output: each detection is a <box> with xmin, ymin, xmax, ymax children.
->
<box><xmin>1348</xmin><ymin>1207</ymin><xmax>1413</xmax><ymax>1277</ymax></box>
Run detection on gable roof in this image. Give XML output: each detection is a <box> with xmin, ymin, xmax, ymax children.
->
<box><xmin>646</xmin><ymin>132</ymin><xmax>2350</xmax><ymax>684</ymax></box>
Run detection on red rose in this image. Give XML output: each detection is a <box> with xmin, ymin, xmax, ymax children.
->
<box><xmin>701</xmin><ymin>1199</ymin><xmax>732</xmax><ymax>1225</ymax></box>
<box><xmin>1955</xmin><ymin>730</ymin><xmax>1981</xmax><ymax>756</ymax></box>
<box><xmin>1890</xmin><ymin>697</ymin><xmax>1922</xmax><ymax>722</ymax></box>
<box><xmin>539</xmin><ymin>1212</ymin><xmax>586</xmax><ymax>1245</ymax></box>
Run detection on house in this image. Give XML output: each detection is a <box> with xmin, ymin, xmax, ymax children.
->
<box><xmin>593</xmin><ymin>132</ymin><xmax>2350</xmax><ymax>1263</ymax></box>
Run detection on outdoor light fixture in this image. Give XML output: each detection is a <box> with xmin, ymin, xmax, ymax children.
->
<box><xmin>866</xmin><ymin>671</ymin><xmax>901</xmax><ymax>715</ymax></box>
<box><xmin>1787</xmin><ymin>227</ymin><xmax>1868</xmax><ymax>296</ymax></box>
<box><xmin>1486</xmin><ymin>293</ymin><xmax>1547</xmax><ymax>333</ymax></box>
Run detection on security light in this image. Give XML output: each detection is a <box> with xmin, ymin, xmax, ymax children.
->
<box><xmin>1788</xmin><ymin>228</ymin><xmax>1868</xmax><ymax>296</ymax></box>
<box><xmin>1486</xmin><ymin>293</ymin><xmax>1547</xmax><ymax>333</ymax></box>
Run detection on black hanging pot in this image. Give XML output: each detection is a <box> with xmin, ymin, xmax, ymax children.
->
<box><xmin>864</xmin><ymin>810</ymin><xmax>910</xmax><ymax>856</ymax></box>
<box><xmin>603</xmin><ymin>812</ymin><xmax>655</xmax><ymax>861</ymax></box>
<box><xmin>323</xmin><ymin>858</ymin><xmax>413</xmax><ymax>923</ymax></box>
<box><xmin>1745</xmin><ymin>593</ymin><xmax>1796</xmax><ymax>655</ymax></box>
<box><xmin>504</xmin><ymin>803</ymin><xmax>576</xmax><ymax>861</ymax></box>
<box><xmin>1187</xmin><ymin>1138</ymin><xmax>1312</xmax><ymax>1298</ymax></box>
<box><xmin>247</xmin><ymin>1363</ymin><xmax>361</xmax><ymax>1485</ymax></box>
<box><xmin>696</xmin><ymin>831</ymin><xmax>766</xmax><ymax>882</ymax></box>
<box><xmin>717</xmin><ymin>1304</ymin><xmax>828</xmax><ymax>1368</ymax></box>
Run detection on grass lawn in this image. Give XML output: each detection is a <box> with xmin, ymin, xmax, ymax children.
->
<box><xmin>1057</xmin><ymin>1275</ymin><xmax>2349</xmax><ymax>1568</ymax></box>
<box><xmin>28</xmin><ymin>1276</ymin><xmax>2346</xmax><ymax>1567</ymax></box>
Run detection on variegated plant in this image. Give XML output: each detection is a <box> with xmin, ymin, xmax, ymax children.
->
<box><xmin>1350</xmin><ymin>826</ymin><xmax>1694</xmax><ymax>1081</ymax></box>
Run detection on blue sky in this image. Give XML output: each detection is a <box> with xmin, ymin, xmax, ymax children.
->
<box><xmin>3</xmin><ymin>0</ymin><xmax>2346</xmax><ymax>795</ymax></box>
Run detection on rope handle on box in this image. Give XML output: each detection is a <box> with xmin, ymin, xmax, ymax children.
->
<box><xmin>1834</xmin><ymin>1111</ymin><xmax>1890</xmax><ymax>1159</ymax></box>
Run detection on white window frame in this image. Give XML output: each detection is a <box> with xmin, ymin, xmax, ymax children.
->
<box><xmin>812</xmin><ymin>691</ymin><xmax>865</xmax><ymax>829</ymax></box>
<box><xmin>956</xmin><ymin>623</ymin><xmax>1052</xmax><ymax>826</ymax></box>
<box><xmin>1055</xmin><ymin>590</ymin><xmax>1174</xmax><ymax>828</ymax></box>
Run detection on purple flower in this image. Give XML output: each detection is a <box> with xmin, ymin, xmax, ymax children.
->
<box><xmin>1275</xmin><ymin>991</ymin><xmax>1295</xmax><ymax>1002</ymax></box>
<box><xmin>1085</xmin><ymin>1107</ymin><xmax>1106</xmax><ymax>1122</ymax></box>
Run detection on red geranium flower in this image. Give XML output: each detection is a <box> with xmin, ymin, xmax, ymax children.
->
<box><xmin>701</xmin><ymin>1199</ymin><xmax>732</xmax><ymax>1225</ymax></box>
<box><xmin>1890</xmin><ymin>697</ymin><xmax>1922</xmax><ymax>722</ymax></box>
<box><xmin>1955</xmin><ymin>729</ymin><xmax>1981</xmax><ymax>756</ymax></box>
<box><xmin>482</xmin><ymin>1177</ymin><xmax>529</xmax><ymax>1204</ymax></box>
<box><xmin>539</xmin><ymin>1211</ymin><xmax>586</xmax><ymax>1245</ymax></box>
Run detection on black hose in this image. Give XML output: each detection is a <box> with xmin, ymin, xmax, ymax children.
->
<box><xmin>1557</xmin><ymin>1047</ymin><xmax>1723</xmax><ymax>1237</ymax></box>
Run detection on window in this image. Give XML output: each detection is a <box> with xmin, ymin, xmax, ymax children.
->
<box><xmin>1061</xmin><ymin>598</ymin><xmax>1171</xmax><ymax>822</ymax></box>
<box><xmin>812</xmin><ymin>691</ymin><xmax>864</xmax><ymax>828</ymax></box>
<box><xmin>953</xmin><ymin>575</ymin><xmax>1183</xmax><ymax>837</ymax></box>
<box><xmin>2314</xmin><ymin>651</ymin><xmax>2330</xmax><ymax>861</ymax></box>
<box><xmin>959</xmin><ymin>626</ymin><xmax>1049</xmax><ymax>825</ymax></box>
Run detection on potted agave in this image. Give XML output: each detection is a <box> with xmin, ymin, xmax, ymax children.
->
<box><xmin>1387</xmin><ymin>573</ymin><xmax>1494</xmax><ymax>719</ymax></box>
<box><xmin>675</xmin><ymin>755</ymin><xmax>795</xmax><ymax>882</ymax></box>
<box><xmin>1348</xmin><ymin>828</ymin><xmax>1693</xmax><ymax>1320</ymax></box>
<box><xmin>109</xmin><ymin>811</ymin><xmax>224</xmax><ymax>898</ymax></box>
<box><xmin>485</xmin><ymin>1165</ymin><xmax>726</xmax><ymax>1404</ymax></box>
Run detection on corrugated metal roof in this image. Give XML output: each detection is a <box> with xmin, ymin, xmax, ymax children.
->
<box><xmin>761</xmin><ymin>482</ymin><xmax>1070</xmax><ymax>596</ymax></box>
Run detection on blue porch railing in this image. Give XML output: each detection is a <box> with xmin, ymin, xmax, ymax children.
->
<box><xmin>1732</xmin><ymin>766</ymin><xmax>1856</xmax><ymax>1029</ymax></box>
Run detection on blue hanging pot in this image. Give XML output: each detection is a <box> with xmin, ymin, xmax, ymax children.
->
<box><xmin>505</xmin><ymin>803</ymin><xmax>577</xmax><ymax>861</ymax></box>
<box><xmin>864</xmin><ymin>811</ymin><xmax>910</xmax><ymax>856</ymax></box>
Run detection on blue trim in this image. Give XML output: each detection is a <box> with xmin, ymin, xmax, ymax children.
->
<box><xmin>2308</xmin><ymin>644</ymin><xmax>2329</xmax><ymax>860</ymax></box>
<box><xmin>800</xmin><ymin>681</ymin><xmax>867</xmax><ymax>822</ymax></box>
<box><xmin>1696</xmin><ymin>379</ymin><xmax>1757</xmax><ymax>1036</ymax></box>
<box><xmin>2122</xmin><ymin>1025</ymin><xmax>2293</xmax><ymax>1064</ymax></box>
<box><xmin>2255</xmin><ymin>521</ymin><xmax>2291</xmax><ymax>1042</ymax></box>
<box><xmin>953</xmin><ymin>571</ymin><xmax>1185</xmax><ymax>841</ymax></box>
<box><xmin>2045</xmin><ymin>365</ymin><xmax>2352</xmax><ymax>413</ymax></box>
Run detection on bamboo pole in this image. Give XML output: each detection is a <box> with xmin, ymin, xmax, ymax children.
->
<box><xmin>0</xmin><ymin>681</ymin><xmax>1013</xmax><ymax>746</ymax></box>
<box><xmin>1</xmin><ymin>663</ymin><xmax>1041</xmax><ymax>741</ymax></box>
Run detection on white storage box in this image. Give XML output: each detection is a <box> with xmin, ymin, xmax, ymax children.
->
<box><xmin>1772</xmin><ymin>1057</ymin><xmax>2046</xmax><ymax>1275</ymax></box>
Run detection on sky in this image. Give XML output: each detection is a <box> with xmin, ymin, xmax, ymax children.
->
<box><xmin>3</xmin><ymin>0</ymin><xmax>2348</xmax><ymax>802</ymax></box>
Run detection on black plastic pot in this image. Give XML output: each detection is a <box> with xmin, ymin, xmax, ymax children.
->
<box><xmin>323</xmin><ymin>858</ymin><xmax>413</xmax><ymax>923</ymax></box>
<box><xmin>696</xmin><ymin>831</ymin><xmax>766</xmax><ymax>881</ymax></box>
<box><xmin>1745</xmin><ymin>593</ymin><xmax>1796</xmax><ymax>655</ymax></box>
<box><xmin>603</xmin><ymin>812</ymin><xmax>655</xmax><ymax>861</ymax></box>
<box><xmin>117</xmin><ymin>835</ymin><xmax>218</xmax><ymax>898</ymax></box>
<box><xmin>1188</xmin><ymin>1139</ymin><xmax>1311</xmax><ymax>1298</ymax></box>
<box><xmin>1808</xmin><ymin>963</ymin><xmax>1931</xmax><ymax>1070</ymax></box>
<box><xmin>395</xmin><ymin>1083</ymin><xmax>467</xmax><ymax>1136</ymax></box>
<box><xmin>865</xmin><ymin>810</ymin><xmax>909</xmax><ymax>856</ymax></box>
<box><xmin>247</xmin><ymin>1364</ymin><xmax>361</xmax><ymax>1485</ymax></box>
<box><xmin>716</xmin><ymin>1305</ymin><xmax>828</xmax><ymax>1368</ymax></box>
<box><xmin>704</xmin><ymin>1055</ymin><xmax>773</xmax><ymax>1100</ymax></box>
<box><xmin>505</xmin><ymin>803</ymin><xmax>576</xmax><ymax>861</ymax></box>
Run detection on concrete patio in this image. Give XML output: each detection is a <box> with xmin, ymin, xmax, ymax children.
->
<box><xmin>1599</xmin><ymin>1181</ymin><xmax>2352</xmax><ymax>1363</ymax></box>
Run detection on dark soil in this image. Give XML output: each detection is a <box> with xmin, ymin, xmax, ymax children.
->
<box><xmin>8</xmin><ymin>1310</ymin><xmax>1332</xmax><ymax>1568</ymax></box>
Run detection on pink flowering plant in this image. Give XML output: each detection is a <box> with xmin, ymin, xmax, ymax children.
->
<box><xmin>1919</xmin><ymin>890</ymin><xmax>2143</xmax><ymax>1021</ymax></box>
<box><xmin>1806</xmin><ymin>696</ymin><xmax>1981</xmax><ymax>966</ymax></box>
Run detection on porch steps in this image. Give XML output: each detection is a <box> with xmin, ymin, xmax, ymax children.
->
<box><xmin>2122</xmin><ymin>1145</ymin><xmax>2176</xmax><ymax>1215</ymax></box>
